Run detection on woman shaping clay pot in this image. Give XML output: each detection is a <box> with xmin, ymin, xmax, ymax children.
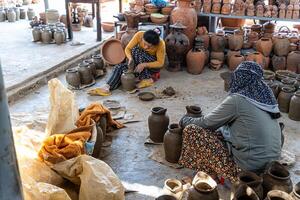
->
<box><xmin>179</xmin><ymin>61</ymin><xmax>282</xmax><ymax>182</ymax></box>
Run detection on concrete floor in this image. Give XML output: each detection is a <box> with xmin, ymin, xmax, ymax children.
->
<box><xmin>9</xmin><ymin>66</ymin><xmax>300</xmax><ymax>199</ymax></box>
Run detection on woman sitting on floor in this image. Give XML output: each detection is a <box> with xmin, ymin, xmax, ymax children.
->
<box><xmin>179</xmin><ymin>61</ymin><xmax>282</xmax><ymax>182</ymax></box>
<box><xmin>99</xmin><ymin>29</ymin><xmax>166</xmax><ymax>95</ymax></box>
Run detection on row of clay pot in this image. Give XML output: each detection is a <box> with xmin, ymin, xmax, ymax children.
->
<box><xmin>0</xmin><ymin>7</ymin><xmax>35</xmax><ymax>22</ymax></box>
<box><xmin>65</xmin><ymin>54</ymin><xmax>104</xmax><ymax>88</ymax></box>
<box><xmin>32</xmin><ymin>25</ymin><xmax>66</xmax><ymax>45</ymax></box>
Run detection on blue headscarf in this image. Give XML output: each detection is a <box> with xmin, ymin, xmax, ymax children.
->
<box><xmin>229</xmin><ymin>61</ymin><xmax>279</xmax><ymax>113</ymax></box>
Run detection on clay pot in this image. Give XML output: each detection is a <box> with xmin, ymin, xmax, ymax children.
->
<box><xmin>78</xmin><ymin>62</ymin><xmax>93</xmax><ymax>85</ymax></box>
<box><xmin>287</xmin><ymin>51</ymin><xmax>300</xmax><ymax>73</ymax></box>
<box><xmin>161</xmin><ymin>5</ymin><xmax>175</xmax><ymax>15</ymax></box>
<box><xmin>227</xmin><ymin>50</ymin><xmax>240</xmax><ymax>60</ymax></box>
<box><xmin>0</xmin><ymin>8</ymin><xmax>5</xmax><ymax>22</ymax></box>
<box><xmin>221</xmin><ymin>3</ymin><xmax>231</xmax><ymax>14</ymax></box>
<box><xmin>121</xmin><ymin>29</ymin><xmax>137</xmax><ymax>49</ymax></box>
<box><xmin>246</xmin><ymin>52</ymin><xmax>268</xmax><ymax>69</ymax></box>
<box><xmin>170</xmin><ymin>0</ymin><xmax>198</xmax><ymax>48</ymax></box>
<box><xmin>101</xmin><ymin>22</ymin><xmax>115</xmax><ymax>32</ymax></box>
<box><xmin>256</xmin><ymin>38</ymin><xmax>273</xmax><ymax>57</ymax></box>
<box><xmin>232</xmin><ymin>171</ymin><xmax>263</xmax><ymax>199</ymax></box>
<box><xmin>27</xmin><ymin>8</ymin><xmax>35</xmax><ymax>20</ymax></box>
<box><xmin>121</xmin><ymin>70</ymin><xmax>135</xmax><ymax>91</ymax></box>
<box><xmin>165</xmin><ymin>23</ymin><xmax>190</xmax><ymax>72</ymax></box>
<box><xmin>263</xmin><ymin>21</ymin><xmax>276</xmax><ymax>33</ymax></box>
<box><xmin>66</xmin><ymin>68</ymin><xmax>81</xmax><ymax>88</ymax></box>
<box><xmin>186</xmin><ymin>105</ymin><xmax>202</xmax><ymax>117</ymax></box>
<box><xmin>163</xmin><ymin>124</ymin><xmax>183</xmax><ymax>163</ymax></box>
<box><xmin>210</xmin><ymin>31</ymin><xmax>226</xmax><ymax>52</ymax></box>
<box><xmin>46</xmin><ymin>9</ymin><xmax>59</xmax><ymax>24</ymax></box>
<box><xmin>276</xmin><ymin>70</ymin><xmax>294</xmax><ymax>81</ymax></box>
<box><xmin>210</xmin><ymin>51</ymin><xmax>225</xmax><ymax>62</ymax></box>
<box><xmin>91</xmin><ymin>54</ymin><xmax>104</xmax><ymax>69</ymax></box>
<box><xmin>272</xmin><ymin>55</ymin><xmax>286</xmax><ymax>71</ymax></box>
<box><xmin>186</xmin><ymin>49</ymin><xmax>206</xmax><ymax>74</ymax></box>
<box><xmin>124</xmin><ymin>11</ymin><xmax>140</xmax><ymax>29</ymax></box>
<box><xmin>288</xmin><ymin>91</ymin><xmax>300</xmax><ymax>121</ymax></box>
<box><xmin>291</xmin><ymin>182</ymin><xmax>300</xmax><ymax>200</ymax></box>
<box><xmin>162</xmin><ymin>179</ymin><xmax>183</xmax><ymax>199</ymax></box>
<box><xmin>265</xmin><ymin>190</ymin><xmax>294</xmax><ymax>200</ymax></box>
<box><xmin>221</xmin><ymin>18</ymin><xmax>245</xmax><ymax>28</ymax></box>
<box><xmin>150</xmin><ymin>13</ymin><xmax>168</xmax><ymax>24</ymax></box>
<box><xmin>212</xmin><ymin>3</ymin><xmax>221</xmax><ymax>13</ymax></box>
<box><xmin>266</xmin><ymin>81</ymin><xmax>280</xmax><ymax>98</ymax></box>
<box><xmin>187</xmin><ymin>171</ymin><xmax>219</xmax><ymax>200</ymax></box>
<box><xmin>210</xmin><ymin>59</ymin><xmax>223</xmax><ymax>70</ymax></box>
<box><xmin>262</xmin><ymin>161</ymin><xmax>293</xmax><ymax>196</ymax></box>
<box><xmin>148</xmin><ymin>107</ymin><xmax>170</xmax><ymax>143</ymax></box>
<box><xmin>229</xmin><ymin>55</ymin><xmax>245</xmax><ymax>71</ymax></box>
<box><xmin>263</xmin><ymin>70</ymin><xmax>276</xmax><ymax>81</ymax></box>
<box><xmin>290</xmin><ymin>43</ymin><xmax>298</xmax><ymax>52</ymax></box>
<box><xmin>278</xmin><ymin>87</ymin><xmax>296</xmax><ymax>113</ymax></box>
<box><xmin>84</xmin><ymin>14</ymin><xmax>93</xmax><ymax>27</ymax></box>
<box><xmin>232</xmin><ymin>185</ymin><xmax>260</xmax><ymax>200</ymax></box>
<box><xmin>7</xmin><ymin>9</ymin><xmax>16</xmax><ymax>22</ymax></box>
<box><xmin>32</xmin><ymin>26</ymin><xmax>41</xmax><ymax>42</ymax></box>
<box><xmin>54</xmin><ymin>29</ymin><xmax>65</xmax><ymax>45</ymax></box>
<box><xmin>41</xmin><ymin>28</ymin><xmax>52</xmax><ymax>44</ymax></box>
<box><xmin>196</xmin><ymin>35</ymin><xmax>210</xmax><ymax>49</ymax></box>
<box><xmin>228</xmin><ymin>30</ymin><xmax>243</xmax><ymax>51</ymax></box>
<box><xmin>145</xmin><ymin>4</ymin><xmax>159</xmax><ymax>14</ymax></box>
<box><xmin>20</xmin><ymin>8</ymin><xmax>26</xmax><ymax>19</ymax></box>
<box><xmin>83</xmin><ymin>59</ymin><xmax>97</xmax><ymax>77</ymax></box>
<box><xmin>280</xmin><ymin>78</ymin><xmax>297</xmax><ymax>91</ymax></box>
<box><xmin>203</xmin><ymin>3</ymin><xmax>212</xmax><ymax>13</ymax></box>
<box><xmin>273</xmin><ymin>36</ymin><xmax>290</xmax><ymax>56</ymax></box>
<box><xmin>220</xmin><ymin>71</ymin><xmax>232</xmax><ymax>92</ymax></box>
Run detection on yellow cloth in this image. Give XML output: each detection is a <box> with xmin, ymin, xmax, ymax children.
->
<box><xmin>87</xmin><ymin>88</ymin><xmax>111</xmax><ymax>96</ymax></box>
<box><xmin>125</xmin><ymin>31</ymin><xmax>166</xmax><ymax>69</ymax></box>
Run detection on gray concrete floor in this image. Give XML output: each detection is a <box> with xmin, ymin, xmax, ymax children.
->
<box><xmin>9</xmin><ymin>66</ymin><xmax>300</xmax><ymax>199</ymax></box>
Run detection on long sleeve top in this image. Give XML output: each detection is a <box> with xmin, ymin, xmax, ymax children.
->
<box><xmin>125</xmin><ymin>31</ymin><xmax>166</xmax><ymax>68</ymax></box>
<box><xmin>181</xmin><ymin>95</ymin><xmax>281</xmax><ymax>172</ymax></box>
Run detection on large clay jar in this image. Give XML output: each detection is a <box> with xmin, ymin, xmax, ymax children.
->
<box><xmin>288</xmin><ymin>91</ymin><xmax>300</xmax><ymax>121</ymax></box>
<box><xmin>228</xmin><ymin>30</ymin><xmax>243</xmax><ymax>51</ymax></box>
<box><xmin>121</xmin><ymin>70</ymin><xmax>135</xmax><ymax>91</ymax></box>
<box><xmin>20</xmin><ymin>8</ymin><xmax>26</xmax><ymax>19</ymax></box>
<box><xmin>291</xmin><ymin>182</ymin><xmax>300</xmax><ymax>200</ymax></box>
<box><xmin>124</xmin><ymin>11</ymin><xmax>140</xmax><ymax>29</ymax></box>
<box><xmin>186</xmin><ymin>49</ymin><xmax>206</xmax><ymax>74</ymax></box>
<box><xmin>92</xmin><ymin>54</ymin><xmax>104</xmax><ymax>69</ymax></box>
<box><xmin>83</xmin><ymin>59</ymin><xmax>97</xmax><ymax>77</ymax></box>
<box><xmin>256</xmin><ymin>38</ymin><xmax>273</xmax><ymax>57</ymax></box>
<box><xmin>210</xmin><ymin>51</ymin><xmax>225</xmax><ymax>62</ymax></box>
<box><xmin>187</xmin><ymin>171</ymin><xmax>219</xmax><ymax>200</ymax></box>
<box><xmin>165</xmin><ymin>22</ymin><xmax>190</xmax><ymax>72</ymax></box>
<box><xmin>66</xmin><ymin>68</ymin><xmax>81</xmax><ymax>88</ymax></box>
<box><xmin>246</xmin><ymin>52</ymin><xmax>268</xmax><ymax>69</ymax></box>
<box><xmin>121</xmin><ymin>29</ymin><xmax>137</xmax><ymax>49</ymax></box>
<box><xmin>32</xmin><ymin>26</ymin><xmax>41</xmax><ymax>42</ymax></box>
<box><xmin>272</xmin><ymin>55</ymin><xmax>286</xmax><ymax>71</ymax></box>
<box><xmin>148</xmin><ymin>107</ymin><xmax>170</xmax><ymax>143</ymax></box>
<box><xmin>287</xmin><ymin>51</ymin><xmax>300</xmax><ymax>73</ymax></box>
<box><xmin>7</xmin><ymin>9</ymin><xmax>16</xmax><ymax>22</ymax></box>
<box><xmin>278</xmin><ymin>87</ymin><xmax>296</xmax><ymax>113</ymax></box>
<box><xmin>227</xmin><ymin>50</ymin><xmax>240</xmax><ymax>63</ymax></box>
<box><xmin>210</xmin><ymin>31</ymin><xmax>226</xmax><ymax>52</ymax></box>
<box><xmin>186</xmin><ymin>105</ymin><xmax>202</xmax><ymax>117</ymax></box>
<box><xmin>27</xmin><ymin>8</ymin><xmax>35</xmax><ymax>20</ymax></box>
<box><xmin>196</xmin><ymin>34</ymin><xmax>210</xmax><ymax>49</ymax></box>
<box><xmin>273</xmin><ymin>36</ymin><xmax>290</xmax><ymax>56</ymax></box>
<box><xmin>229</xmin><ymin>54</ymin><xmax>245</xmax><ymax>71</ymax></box>
<box><xmin>265</xmin><ymin>190</ymin><xmax>294</xmax><ymax>200</ymax></box>
<box><xmin>232</xmin><ymin>185</ymin><xmax>260</xmax><ymax>200</ymax></box>
<box><xmin>170</xmin><ymin>0</ymin><xmax>197</xmax><ymax>48</ymax></box>
<box><xmin>78</xmin><ymin>63</ymin><xmax>93</xmax><ymax>85</ymax></box>
<box><xmin>232</xmin><ymin>171</ymin><xmax>263</xmax><ymax>200</ymax></box>
<box><xmin>41</xmin><ymin>28</ymin><xmax>52</xmax><ymax>44</ymax></box>
<box><xmin>54</xmin><ymin>29</ymin><xmax>65</xmax><ymax>45</ymax></box>
<box><xmin>163</xmin><ymin>124</ymin><xmax>183</xmax><ymax>163</ymax></box>
<box><xmin>262</xmin><ymin>161</ymin><xmax>293</xmax><ymax>197</ymax></box>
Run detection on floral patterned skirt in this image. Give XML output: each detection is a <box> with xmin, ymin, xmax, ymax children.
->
<box><xmin>178</xmin><ymin>124</ymin><xmax>241</xmax><ymax>182</ymax></box>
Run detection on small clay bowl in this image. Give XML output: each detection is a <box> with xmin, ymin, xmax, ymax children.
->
<box><xmin>138</xmin><ymin>92</ymin><xmax>155</xmax><ymax>101</ymax></box>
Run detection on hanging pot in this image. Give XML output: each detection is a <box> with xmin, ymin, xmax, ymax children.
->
<box><xmin>148</xmin><ymin>107</ymin><xmax>170</xmax><ymax>143</ymax></box>
<box><xmin>163</xmin><ymin>124</ymin><xmax>183</xmax><ymax>163</ymax></box>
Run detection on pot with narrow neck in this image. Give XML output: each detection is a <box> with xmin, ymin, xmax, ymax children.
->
<box><xmin>163</xmin><ymin>124</ymin><xmax>183</xmax><ymax>163</ymax></box>
<box><xmin>148</xmin><ymin>107</ymin><xmax>170</xmax><ymax>143</ymax></box>
<box><xmin>121</xmin><ymin>70</ymin><xmax>136</xmax><ymax>91</ymax></box>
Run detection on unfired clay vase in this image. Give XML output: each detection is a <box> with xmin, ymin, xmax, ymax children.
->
<box><xmin>291</xmin><ymin>182</ymin><xmax>300</xmax><ymax>200</ymax></box>
<box><xmin>262</xmin><ymin>161</ymin><xmax>293</xmax><ymax>197</ymax></box>
<box><xmin>287</xmin><ymin>51</ymin><xmax>300</xmax><ymax>73</ymax></box>
<box><xmin>27</xmin><ymin>8</ymin><xmax>35</xmax><ymax>20</ymax></box>
<box><xmin>163</xmin><ymin>124</ymin><xmax>183</xmax><ymax>163</ymax></box>
<box><xmin>186</xmin><ymin>49</ymin><xmax>206</xmax><ymax>74</ymax></box>
<box><xmin>278</xmin><ymin>86</ymin><xmax>296</xmax><ymax>113</ymax></box>
<box><xmin>288</xmin><ymin>91</ymin><xmax>300</xmax><ymax>121</ymax></box>
<box><xmin>92</xmin><ymin>54</ymin><xmax>104</xmax><ymax>69</ymax></box>
<box><xmin>66</xmin><ymin>68</ymin><xmax>81</xmax><ymax>88</ymax></box>
<box><xmin>7</xmin><ymin>9</ymin><xmax>16</xmax><ymax>22</ymax></box>
<box><xmin>228</xmin><ymin>30</ymin><xmax>243</xmax><ymax>51</ymax></box>
<box><xmin>229</xmin><ymin>54</ymin><xmax>245</xmax><ymax>71</ymax></box>
<box><xmin>148</xmin><ymin>107</ymin><xmax>170</xmax><ymax>143</ymax></box>
<box><xmin>210</xmin><ymin>31</ymin><xmax>226</xmax><ymax>52</ymax></box>
<box><xmin>121</xmin><ymin>70</ymin><xmax>136</xmax><ymax>91</ymax></box>
<box><xmin>186</xmin><ymin>105</ymin><xmax>202</xmax><ymax>117</ymax></box>
<box><xmin>187</xmin><ymin>171</ymin><xmax>219</xmax><ymax>200</ymax></box>
<box><xmin>272</xmin><ymin>55</ymin><xmax>286</xmax><ymax>71</ymax></box>
<box><xmin>78</xmin><ymin>62</ymin><xmax>93</xmax><ymax>85</ymax></box>
<box><xmin>123</xmin><ymin>11</ymin><xmax>140</xmax><ymax>29</ymax></box>
<box><xmin>83</xmin><ymin>59</ymin><xmax>97</xmax><ymax>76</ymax></box>
<box><xmin>54</xmin><ymin>29</ymin><xmax>65</xmax><ymax>45</ymax></box>
<box><xmin>265</xmin><ymin>190</ymin><xmax>294</xmax><ymax>200</ymax></box>
<box><xmin>41</xmin><ymin>28</ymin><xmax>52</xmax><ymax>43</ymax></box>
<box><xmin>32</xmin><ymin>26</ymin><xmax>41</xmax><ymax>42</ymax></box>
<box><xmin>273</xmin><ymin>36</ymin><xmax>290</xmax><ymax>56</ymax></box>
<box><xmin>232</xmin><ymin>185</ymin><xmax>260</xmax><ymax>200</ymax></box>
<box><xmin>256</xmin><ymin>38</ymin><xmax>273</xmax><ymax>57</ymax></box>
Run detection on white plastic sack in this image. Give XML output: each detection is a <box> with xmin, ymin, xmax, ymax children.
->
<box><xmin>46</xmin><ymin>78</ymin><xmax>78</xmax><ymax>135</ymax></box>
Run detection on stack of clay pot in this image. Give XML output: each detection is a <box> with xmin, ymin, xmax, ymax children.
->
<box><xmin>210</xmin><ymin>30</ymin><xmax>226</xmax><ymax>70</ymax></box>
<box><xmin>227</xmin><ymin>30</ymin><xmax>245</xmax><ymax>70</ymax></box>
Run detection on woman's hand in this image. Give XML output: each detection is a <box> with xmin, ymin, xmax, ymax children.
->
<box><xmin>134</xmin><ymin>63</ymin><xmax>147</xmax><ymax>73</ymax></box>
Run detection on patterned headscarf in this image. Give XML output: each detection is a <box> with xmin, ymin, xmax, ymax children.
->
<box><xmin>229</xmin><ymin>61</ymin><xmax>279</xmax><ymax>113</ymax></box>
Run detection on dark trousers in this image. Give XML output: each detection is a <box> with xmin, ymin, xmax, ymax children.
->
<box><xmin>106</xmin><ymin>46</ymin><xmax>159</xmax><ymax>90</ymax></box>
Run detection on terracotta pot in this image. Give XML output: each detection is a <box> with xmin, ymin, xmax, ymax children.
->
<box><xmin>210</xmin><ymin>51</ymin><xmax>225</xmax><ymax>62</ymax></box>
<box><xmin>66</xmin><ymin>68</ymin><xmax>81</xmax><ymax>88</ymax></box>
<box><xmin>246</xmin><ymin>52</ymin><xmax>267</xmax><ymax>69</ymax></box>
<box><xmin>256</xmin><ymin>38</ymin><xmax>273</xmax><ymax>57</ymax></box>
<box><xmin>186</xmin><ymin>105</ymin><xmax>202</xmax><ymax>117</ymax></box>
<box><xmin>212</xmin><ymin>3</ymin><xmax>221</xmax><ymax>13</ymax></box>
<box><xmin>221</xmin><ymin>18</ymin><xmax>245</xmax><ymax>28</ymax></box>
<box><xmin>78</xmin><ymin>62</ymin><xmax>93</xmax><ymax>85</ymax></box>
<box><xmin>165</xmin><ymin>23</ymin><xmax>190</xmax><ymax>72</ymax></box>
<box><xmin>196</xmin><ymin>35</ymin><xmax>210</xmax><ymax>49</ymax></box>
<box><xmin>210</xmin><ymin>59</ymin><xmax>223</xmax><ymax>70</ymax></box>
<box><xmin>171</xmin><ymin>0</ymin><xmax>198</xmax><ymax>48</ymax></box>
<box><xmin>46</xmin><ymin>9</ymin><xmax>59</xmax><ymax>24</ymax></box>
<box><xmin>273</xmin><ymin>36</ymin><xmax>290</xmax><ymax>56</ymax></box>
<box><xmin>32</xmin><ymin>27</ymin><xmax>41</xmax><ymax>42</ymax></box>
<box><xmin>210</xmin><ymin>31</ymin><xmax>226</xmax><ymax>52</ymax></box>
<box><xmin>232</xmin><ymin>185</ymin><xmax>260</xmax><ymax>200</ymax></box>
<box><xmin>121</xmin><ymin>29</ymin><xmax>137</xmax><ymax>49</ymax></box>
<box><xmin>263</xmin><ymin>21</ymin><xmax>276</xmax><ymax>33</ymax></box>
<box><xmin>121</xmin><ymin>70</ymin><xmax>136</xmax><ymax>91</ymax></box>
<box><xmin>148</xmin><ymin>107</ymin><xmax>170</xmax><ymax>143</ymax></box>
<box><xmin>290</xmin><ymin>43</ymin><xmax>298</xmax><ymax>52</ymax></box>
<box><xmin>91</xmin><ymin>54</ymin><xmax>104</xmax><ymax>69</ymax></box>
<box><xmin>202</xmin><ymin>3</ymin><xmax>212</xmax><ymax>13</ymax></box>
<box><xmin>163</xmin><ymin>124</ymin><xmax>183</xmax><ymax>163</ymax></box>
<box><xmin>145</xmin><ymin>4</ymin><xmax>159</xmax><ymax>14</ymax></box>
<box><xmin>101</xmin><ymin>39</ymin><xmax>126</xmax><ymax>65</ymax></box>
<box><xmin>291</xmin><ymin>182</ymin><xmax>300</xmax><ymax>200</ymax></box>
<box><xmin>187</xmin><ymin>171</ymin><xmax>219</xmax><ymax>200</ymax></box>
<box><xmin>101</xmin><ymin>22</ymin><xmax>115</xmax><ymax>32</ymax></box>
<box><xmin>227</xmin><ymin>50</ymin><xmax>240</xmax><ymax>60</ymax></box>
<box><xmin>228</xmin><ymin>30</ymin><xmax>243</xmax><ymax>51</ymax></box>
<box><xmin>229</xmin><ymin>54</ymin><xmax>244</xmax><ymax>71</ymax></box>
<box><xmin>263</xmin><ymin>161</ymin><xmax>293</xmax><ymax>196</ymax></box>
<box><xmin>288</xmin><ymin>91</ymin><xmax>300</xmax><ymax>121</ymax></box>
<box><xmin>186</xmin><ymin>49</ymin><xmax>206</xmax><ymax>74</ymax></box>
<box><xmin>287</xmin><ymin>51</ymin><xmax>300</xmax><ymax>73</ymax></box>
<box><xmin>272</xmin><ymin>55</ymin><xmax>286</xmax><ymax>71</ymax></box>
<box><xmin>221</xmin><ymin>3</ymin><xmax>231</xmax><ymax>14</ymax></box>
<box><xmin>265</xmin><ymin>190</ymin><xmax>294</xmax><ymax>200</ymax></box>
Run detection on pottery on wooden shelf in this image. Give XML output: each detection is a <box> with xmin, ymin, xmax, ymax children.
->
<box><xmin>288</xmin><ymin>91</ymin><xmax>300</xmax><ymax>121</ymax></box>
<box><xmin>287</xmin><ymin>51</ymin><xmax>300</xmax><ymax>73</ymax></box>
<box><xmin>187</xmin><ymin>171</ymin><xmax>219</xmax><ymax>200</ymax></box>
<box><xmin>228</xmin><ymin>30</ymin><xmax>243</xmax><ymax>51</ymax></box>
<box><xmin>121</xmin><ymin>70</ymin><xmax>136</xmax><ymax>91</ymax></box>
<box><xmin>265</xmin><ymin>190</ymin><xmax>294</xmax><ymax>200</ymax></box>
<box><xmin>121</xmin><ymin>28</ymin><xmax>137</xmax><ymax>49</ymax></box>
<box><xmin>163</xmin><ymin>124</ymin><xmax>183</xmax><ymax>163</ymax></box>
<box><xmin>148</xmin><ymin>107</ymin><xmax>170</xmax><ymax>143</ymax></box>
<box><xmin>256</xmin><ymin>38</ymin><xmax>273</xmax><ymax>57</ymax></box>
<box><xmin>66</xmin><ymin>68</ymin><xmax>81</xmax><ymax>88</ymax></box>
<box><xmin>186</xmin><ymin>49</ymin><xmax>206</xmax><ymax>74</ymax></box>
<box><xmin>210</xmin><ymin>31</ymin><xmax>226</xmax><ymax>52</ymax></box>
<box><xmin>78</xmin><ymin>62</ymin><xmax>93</xmax><ymax>85</ymax></box>
<box><xmin>186</xmin><ymin>105</ymin><xmax>202</xmax><ymax>117</ymax></box>
<box><xmin>229</xmin><ymin>54</ymin><xmax>245</xmax><ymax>71</ymax></box>
<box><xmin>262</xmin><ymin>161</ymin><xmax>293</xmax><ymax>197</ymax></box>
<box><xmin>32</xmin><ymin>26</ymin><xmax>41</xmax><ymax>42</ymax></box>
<box><xmin>232</xmin><ymin>185</ymin><xmax>260</xmax><ymax>200</ymax></box>
<box><xmin>273</xmin><ymin>36</ymin><xmax>290</xmax><ymax>56</ymax></box>
<box><xmin>272</xmin><ymin>55</ymin><xmax>287</xmax><ymax>71</ymax></box>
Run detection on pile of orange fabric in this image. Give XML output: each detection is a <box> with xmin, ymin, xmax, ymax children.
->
<box><xmin>38</xmin><ymin>103</ymin><xmax>124</xmax><ymax>164</ymax></box>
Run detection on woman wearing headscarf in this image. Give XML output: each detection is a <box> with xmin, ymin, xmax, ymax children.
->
<box><xmin>179</xmin><ymin>61</ymin><xmax>282</xmax><ymax>182</ymax></box>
